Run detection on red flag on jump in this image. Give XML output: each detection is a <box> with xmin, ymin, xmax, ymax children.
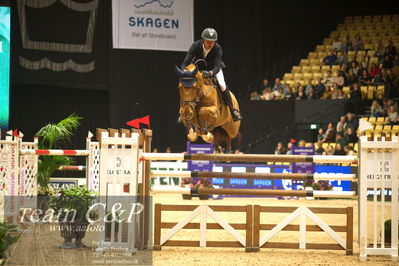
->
<box><xmin>140</xmin><ymin>115</ymin><xmax>150</xmax><ymax>127</ymax></box>
<box><xmin>126</xmin><ymin>115</ymin><xmax>150</xmax><ymax>129</ymax></box>
<box><xmin>126</xmin><ymin>118</ymin><xmax>140</xmax><ymax>129</ymax></box>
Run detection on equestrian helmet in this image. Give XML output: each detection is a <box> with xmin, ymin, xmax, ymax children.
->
<box><xmin>201</xmin><ymin>28</ymin><xmax>218</xmax><ymax>41</ymax></box>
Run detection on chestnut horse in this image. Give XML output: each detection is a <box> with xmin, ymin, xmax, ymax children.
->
<box><xmin>175</xmin><ymin>64</ymin><xmax>241</xmax><ymax>151</ymax></box>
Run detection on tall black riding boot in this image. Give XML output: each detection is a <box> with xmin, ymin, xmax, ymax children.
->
<box><xmin>222</xmin><ymin>89</ymin><xmax>243</xmax><ymax>121</ymax></box>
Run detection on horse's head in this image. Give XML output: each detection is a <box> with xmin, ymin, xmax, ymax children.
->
<box><xmin>175</xmin><ymin>64</ymin><xmax>202</xmax><ymax>120</ymax></box>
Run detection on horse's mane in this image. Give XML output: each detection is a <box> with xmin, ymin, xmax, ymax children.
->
<box><xmin>185</xmin><ymin>64</ymin><xmax>206</xmax><ymax>89</ymax></box>
<box><xmin>185</xmin><ymin>64</ymin><xmax>197</xmax><ymax>72</ymax></box>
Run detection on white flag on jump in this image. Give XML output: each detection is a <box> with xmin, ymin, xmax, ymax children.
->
<box><xmin>358</xmin><ymin>119</ymin><xmax>373</xmax><ymax>132</ymax></box>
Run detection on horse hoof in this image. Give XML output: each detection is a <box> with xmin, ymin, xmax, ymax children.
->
<box><xmin>188</xmin><ymin>134</ymin><xmax>198</xmax><ymax>142</ymax></box>
<box><xmin>187</xmin><ymin>128</ymin><xmax>198</xmax><ymax>142</ymax></box>
<box><xmin>202</xmin><ymin>132</ymin><xmax>214</xmax><ymax>143</ymax></box>
<box><xmin>188</xmin><ymin>136</ymin><xmax>197</xmax><ymax>142</ymax></box>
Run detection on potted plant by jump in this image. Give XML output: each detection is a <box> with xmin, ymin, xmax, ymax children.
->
<box><xmin>196</xmin><ymin>178</ymin><xmax>212</xmax><ymax>200</ymax></box>
<box><xmin>181</xmin><ymin>177</ymin><xmax>212</xmax><ymax>200</ymax></box>
<box><xmin>0</xmin><ymin>222</ymin><xmax>20</xmax><ymax>265</ymax></box>
<box><xmin>308</xmin><ymin>180</ymin><xmax>333</xmax><ymax>200</ymax></box>
<box><xmin>48</xmin><ymin>186</ymin><xmax>97</xmax><ymax>248</ymax></box>
<box><xmin>35</xmin><ymin>113</ymin><xmax>81</xmax><ymax>211</ymax></box>
<box><xmin>181</xmin><ymin>177</ymin><xmax>194</xmax><ymax>200</ymax></box>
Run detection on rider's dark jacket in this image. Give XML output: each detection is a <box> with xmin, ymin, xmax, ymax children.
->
<box><xmin>181</xmin><ymin>40</ymin><xmax>225</xmax><ymax>75</ymax></box>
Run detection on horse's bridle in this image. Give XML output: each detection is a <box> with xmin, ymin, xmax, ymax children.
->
<box><xmin>180</xmin><ymin>78</ymin><xmax>217</xmax><ymax>134</ymax></box>
<box><xmin>180</xmin><ymin>78</ymin><xmax>201</xmax><ymax>110</ymax></box>
<box><xmin>180</xmin><ymin>77</ymin><xmax>214</xmax><ymax>109</ymax></box>
<box><xmin>180</xmin><ymin>59</ymin><xmax>210</xmax><ymax>110</ymax></box>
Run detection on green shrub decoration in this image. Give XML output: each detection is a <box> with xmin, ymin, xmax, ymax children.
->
<box><xmin>49</xmin><ymin>186</ymin><xmax>97</xmax><ymax>223</ymax></box>
<box><xmin>0</xmin><ymin>222</ymin><xmax>19</xmax><ymax>265</ymax></box>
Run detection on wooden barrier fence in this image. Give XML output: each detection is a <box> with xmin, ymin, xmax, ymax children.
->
<box><xmin>253</xmin><ymin>205</ymin><xmax>353</xmax><ymax>254</ymax></box>
<box><xmin>153</xmin><ymin>204</ymin><xmax>253</xmax><ymax>251</ymax></box>
<box><xmin>153</xmin><ymin>204</ymin><xmax>353</xmax><ymax>254</ymax></box>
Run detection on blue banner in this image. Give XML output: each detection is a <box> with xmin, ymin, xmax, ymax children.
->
<box><xmin>187</xmin><ymin>142</ymin><xmax>214</xmax><ymax>171</ymax></box>
<box><xmin>292</xmin><ymin>146</ymin><xmax>315</xmax><ymax>190</ymax></box>
<box><xmin>212</xmin><ymin>164</ymin><xmax>353</xmax><ymax>194</ymax></box>
<box><xmin>186</xmin><ymin>142</ymin><xmax>214</xmax><ymax>190</ymax></box>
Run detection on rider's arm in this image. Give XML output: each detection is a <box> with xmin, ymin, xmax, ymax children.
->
<box><xmin>181</xmin><ymin>44</ymin><xmax>196</xmax><ymax>71</ymax></box>
<box><xmin>210</xmin><ymin>46</ymin><xmax>223</xmax><ymax>75</ymax></box>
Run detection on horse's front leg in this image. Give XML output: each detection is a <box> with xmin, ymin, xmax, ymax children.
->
<box><xmin>187</xmin><ymin>125</ymin><xmax>198</xmax><ymax>142</ymax></box>
<box><xmin>199</xmin><ymin>120</ymin><xmax>214</xmax><ymax>143</ymax></box>
<box><xmin>201</xmin><ymin>131</ymin><xmax>214</xmax><ymax>143</ymax></box>
<box><xmin>185</xmin><ymin>121</ymin><xmax>198</xmax><ymax>142</ymax></box>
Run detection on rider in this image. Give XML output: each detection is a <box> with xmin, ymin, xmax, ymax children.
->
<box><xmin>181</xmin><ymin>28</ymin><xmax>243</xmax><ymax>121</ymax></box>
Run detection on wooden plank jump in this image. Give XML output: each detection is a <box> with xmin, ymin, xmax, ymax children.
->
<box><xmin>152</xmin><ymin>187</ymin><xmax>356</xmax><ymax>198</ymax></box>
<box><xmin>151</xmin><ymin>170</ymin><xmax>357</xmax><ymax>181</ymax></box>
<box><xmin>142</xmin><ymin>153</ymin><xmax>358</xmax><ymax>164</ymax></box>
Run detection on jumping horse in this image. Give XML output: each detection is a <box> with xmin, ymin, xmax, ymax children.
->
<box><xmin>175</xmin><ymin>63</ymin><xmax>241</xmax><ymax>152</ymax></box>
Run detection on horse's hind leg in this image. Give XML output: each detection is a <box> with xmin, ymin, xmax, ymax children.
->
<box><xmin>213</xmin><ymin>135</ymin><xmax>222</xmax><ymax>153</ymax></box>
<box><xmin>226</xmin><ymin>139</ymin><xmax>232</xmax><ymax>154</ymax></box>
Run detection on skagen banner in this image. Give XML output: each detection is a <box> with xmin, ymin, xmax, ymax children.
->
<box><xmin>112</xmin><ymin>0</ymin><xmax>193</xmax><ymax>51</ymax></box>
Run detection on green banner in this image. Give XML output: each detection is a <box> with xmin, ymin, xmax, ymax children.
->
<box><xmin>0</xmin><ymin>6</ymin><xmax>10</xmax><ymax>129</ymax></box>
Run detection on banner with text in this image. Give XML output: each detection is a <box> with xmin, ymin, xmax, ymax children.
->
<box><xmin>112</xmin><ymin>0</ymin><xmax>193</xmax><ymax>51</ymax></box>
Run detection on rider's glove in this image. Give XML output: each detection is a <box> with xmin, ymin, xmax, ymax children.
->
<box><xmin>202</xmin><ymin>71</ymin><xmax>213</xmax><ymax>79</ymax></box>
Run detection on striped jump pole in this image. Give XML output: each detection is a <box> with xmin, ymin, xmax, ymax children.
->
<box><xmin>19</xmin><ymin>149</ymin><xmax>90</xmax><ymax>156</ymax></box>
<box><xmin>151</xmin><ymin>170</ymin><xmax>357</xmax><ymax>181</ymax></box>
<box><xmin>151</xmin><ymin>187</ymin><xmax>356</xmax><ymax>198</ymax></box>
<box><xmin>142</xmin><ymin>153</ymin><xmax>358</xmax><ymax>164</ymax></box>
<box><xmin>58</xmin><ymin>165</ymin><xmax>87</xmax><ymax>171</ymax></box>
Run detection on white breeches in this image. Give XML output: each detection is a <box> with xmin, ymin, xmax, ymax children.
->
<box><xmin>216</xmin><ymin>69</ymin><xmax>227</xmax><ymax>91</ymax></box>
